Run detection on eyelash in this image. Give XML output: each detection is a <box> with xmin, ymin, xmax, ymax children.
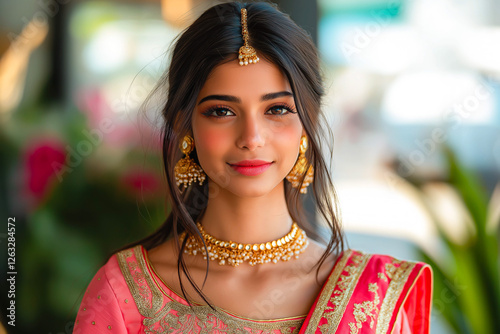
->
<box><xmin>201</xmin><ymin>103</ymin><xmax>297</xmax><ymax>118</ymax></box>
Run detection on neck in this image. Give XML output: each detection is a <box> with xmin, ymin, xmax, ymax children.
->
<box><xmin>199</xmin><ymin>181</ymin><xmax>293</xmax><ymax>244</ymax></box>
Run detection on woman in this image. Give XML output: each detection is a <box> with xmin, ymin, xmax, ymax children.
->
<box><xmin>73</xmin><ymin>2</ymin><xmax>432</xmax><ymax>333</ymax></box>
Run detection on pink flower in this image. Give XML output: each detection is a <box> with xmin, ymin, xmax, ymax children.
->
<box><xmin>25</xmin><ymin>139</ymin><xmax>66</xmax><ymax>201</ymax></box>
<box><xmin>121</xmin><ymin>169</ymin><xmax>163</xmax><ymax>200</ymax></box>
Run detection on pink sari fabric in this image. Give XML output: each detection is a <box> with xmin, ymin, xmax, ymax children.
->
<box><xmin>73</xmin><ymin>246</ymin><xmax>432</xmax><ymax>333</ymax></box>
<box><xmin>299</xmin><ymin>250</ymin><xmax>432</xmax><ymax>334</ymax></box>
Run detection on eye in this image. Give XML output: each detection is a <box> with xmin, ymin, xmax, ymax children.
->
<box><xmin>266</xmin><ymin>104</ymin><xmax>296</xmax><ymax>116</ymax></box>
<box><xmin>202</xmin><ymin>106</ymin><xmax>236</xmax><ymax>118</ymax></box>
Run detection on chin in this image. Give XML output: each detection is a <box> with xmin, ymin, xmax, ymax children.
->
<box><xmin>232</xmin><ymin>187</ymin><xmax>273</xmax><ymax>198</ymax></box>
<box><xmin>210</xmin><ymin>179</ymin><xmax>283</xmax><ymax>199</ymax></box>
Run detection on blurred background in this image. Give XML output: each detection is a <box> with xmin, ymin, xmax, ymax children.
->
<box><xmin>0</xmin><ymin>0</ymin><xmax>499</xmax><ymax>333</ymax></box>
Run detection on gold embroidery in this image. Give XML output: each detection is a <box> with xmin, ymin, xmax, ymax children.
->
<box><xmin>117</xmin><ymin>246</ymin><xmax>304</xmax><ymax>334</ymax></box>
<box><xmin>146</xmin><ymin>271</ymin><xmax>304</xmax><ymax>333</ymax></box>
<box><xmin>316</xmin><ymin>251</ymin><xmax>371</xmax><ymax>334</ymax></box>
<box><xmin>148</xmin><ymin>301</ymin><xmax>303</xmax><ymax>333</ymax></box>
<box><xmin>117</xmin><ymin>246</ymin><xmax>164</xmax><ymax>320</ymax></box>
<box><xmin>377</xmin><ymin>272</ymin><xmax>387</xmax><ymax>282</ymax></box>
<box><xmin>375</xmin><ymin>259</ymin><xmax>416</xmax><ymax>334</ymax></box>
<box><xmin>302</xmin><ymin>252</ymin><xmax>423</xmax><ymax>334</ymax></box>
<box><xmin>147</xmin><ymin>260</ymin><xmax>307</xmax><ymax>323</ymax></box>
<box><xmin>348</xmin><ymin>283</ymin><xmax>380</xmax><ymax>334</ymax></box>
<box><xmin>123</xmin><ymin>249</ymin><xmax>133</xmax><ymax>257</ymax></box>
<box><xmin>304</xmin><ymin>250</ymin><xmax>352</xmax><ymax>332</ymax></box>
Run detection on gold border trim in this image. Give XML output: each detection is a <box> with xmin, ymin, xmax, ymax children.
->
<box><xmin>324</xmin><ymin>252</ymin><xmax>371</xmax><ymax>333</ymax></box>
<box><xmin>116</xmin><ymin>246</ymin><xmax>164</xmax><ymax>318</ymax></box>
<box><xmin>119</xmin><ymin>245</ymin><xmax>305</xmax><ymax>332</ymax></box>
<box><xmin>304</xmin><ymin>250</ymin><xmax>372</xmax><ymax>333</ymax></box>
<box><xmin>376</xmin><ymin>261</ymin><xmax>416</xmax><ymax>334</ymax></box>
<box><xmin>386</xmin><ymin>264</ymin><xmax>432</xmax><ymax>334</ymax></box>
<box><xmin>304</xmin><ymin>249</ymin><xmax>352</xmax><ymax>331</ymax></box>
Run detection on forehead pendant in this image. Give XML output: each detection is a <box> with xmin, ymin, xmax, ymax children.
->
<box><xmin>239</xmin><ymin>8</ymin><xmax>260</xmax><ymax>66</ymax></box>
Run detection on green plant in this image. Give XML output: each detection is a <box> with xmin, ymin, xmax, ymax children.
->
<box><xmin>409</xmin><ymin>148</ymin><xmax>500</xmax><ymax>334</ymax></box>
<box><xmin>0</xmin><ymin>104</ymin><xmax>167</xmax><ymax>333</ymax></box>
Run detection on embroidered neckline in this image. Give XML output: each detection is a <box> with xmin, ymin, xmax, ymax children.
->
<box><xmin>135</xmin><ymin>244</ymin><xmax>308</xmax><ymax>323</ymax></box>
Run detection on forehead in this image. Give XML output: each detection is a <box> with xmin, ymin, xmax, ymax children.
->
<box><xmin>197</xmin><ymin>58</ymin><xmax>291</xmax><ymax>100</ymax></box>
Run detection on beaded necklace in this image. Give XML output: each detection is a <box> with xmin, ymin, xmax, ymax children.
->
<box><xmin>180</xmin><ymin>222</ymin><xmax>309</xmax><ymax>267</ymax></box>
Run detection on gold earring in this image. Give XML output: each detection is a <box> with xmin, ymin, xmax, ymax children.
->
<box><xmin>286</xmin><ymin>136</ymin><xmax>314</xmax><ymax>194</ymax></box>
<box><xmin>174</xmin><ymin>135</ymin><xmax>206</xmax><ymax>190</ymax></box>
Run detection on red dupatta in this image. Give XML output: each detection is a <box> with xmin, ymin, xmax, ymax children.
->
<box><xmin>299</xmin><ymin>250</ymin><xmax>433</xmax><ymax>334</ymax></box>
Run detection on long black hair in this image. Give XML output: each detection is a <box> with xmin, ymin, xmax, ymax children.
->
<box><xmin>121</xmin><ymin>1</ymin><xmax>344</xmax><ymax>305</ymax></box>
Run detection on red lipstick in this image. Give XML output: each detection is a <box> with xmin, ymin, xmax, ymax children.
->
<box><xmin>228</xmin><ymin>160</ymin><xmax>273</xmax><ymax>176</ymax></box>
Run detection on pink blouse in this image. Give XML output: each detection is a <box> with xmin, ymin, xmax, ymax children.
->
<box><xmin>73</xmin><ymin>245</ymin><xmax>432</xmax><ymax>333</ymax></box>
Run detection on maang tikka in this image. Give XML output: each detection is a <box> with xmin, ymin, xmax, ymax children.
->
<box><xmin>286</xmin><ymin>136</ymin><xmax>314</xmax><ymax>194</ymax></box>
<box><xmin>174</xmin><ymin>135</ymin><xmax>206</xmax><ymax>190</ymax></box>
<box><xmin>238</xmin><ymin>8</ymin><xmax>259</xmax><ymax>66</ymax></box>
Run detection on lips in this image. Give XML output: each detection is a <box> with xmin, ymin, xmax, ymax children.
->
<box><xmin>228</xmin><ymin>160</ymin><xmax>273</xmax><ymax>176</ymax></box>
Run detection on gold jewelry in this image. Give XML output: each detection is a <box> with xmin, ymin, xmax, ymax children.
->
<box><xmin>174</xmin><ymin>135</ymin><xmax>206</xmax><ymax>189</ymax></box>
<box><xmin>180</xmin><ymin>222</ymin><xmax>308</xmax><ymax>267</ymax></box>
<box><xmin>238</xmin><ymin>8</ymin><xmax>259</xmax><ymax>66</ymax></box>
<box><xmin>286</xmin><ymin>135</ymin><xmax>314</xmax><ymax>194</ymax></box>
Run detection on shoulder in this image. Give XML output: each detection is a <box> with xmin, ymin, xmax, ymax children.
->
<box><xmin>74</xmin><ymin>248</ymin><xmax>142</xmax><ymax>332</ymax></box>
<box><xmin>80</xmin><ymin>251</ymin><xmax>126</xmax><ymax>298</ymax></box>
<box><xmin>346</xmin><ymin>250</ymin><xmax>432</xmax><ymax>329</ymax></box>
<box><xmin>301</xmin><ymin>249</ymin><xmax>432</xmax><ymax>333</ymax></box>
<box><xmin>336</xmin><ymin>249</ymin><xmax>432</xmax><ymax>290</ymax></box>
<box><xmin>357</xmin><ymin>251</ymin><xmax>433</xmax><ymax>333</ymax></box>
<box><xmin>359</xmin><ymin>250</ymin><xmax>432</xmax><ymax>288</ymax></box>
<box><xmin>79</xmin><ymin>248</ymin><xmax>144</xmax><ymax>305</ymax></box>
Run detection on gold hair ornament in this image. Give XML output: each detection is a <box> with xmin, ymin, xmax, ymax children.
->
<box><xmin>286</xmin><ymin>135</ymin><xmax>314</xmax><ymax>194</ymax></box>
<box><xmin>180</xmin><ymin>222</ymin><xmax>308</xmax><ymax>267</ymax></box>
<box><xmin>174</xmin><ymin>135</ymin><xmax>206</xmax><ymax>189</ymax></box>
<box><xmin>239</xmin><ymin>8</ymin><xmax>259</xmax><ymax>66</ymax></box>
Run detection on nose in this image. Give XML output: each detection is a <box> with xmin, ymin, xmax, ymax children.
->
<box><xmin>236</xmin><ymin>114</ymin><xmax>266</xmax><ymax>151</ymax></box>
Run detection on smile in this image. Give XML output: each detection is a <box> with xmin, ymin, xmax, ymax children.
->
<box><xmin>228</xmin><ymin>160</ymin><xmax>273</xmax><ymax>176</ymax></box>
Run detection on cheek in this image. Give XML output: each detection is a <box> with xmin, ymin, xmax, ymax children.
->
<box><xmin>197</xmin><ymin>129</ymin><xmax>223</xmax><ymax>151</ymax></box>
<box><xmin>272</xmin><ymin>119</ymin><xmax>302</xmax><ymax>145</ymax></box>
<box><xmin>192</xmin><ymin>122</ymin><xmax>231</xmax><ymax>162</ymax></box>
<box><xmin>270</xmin><ymin>119</ymin><xmax>303</xmax><ymax>164</ymax></box>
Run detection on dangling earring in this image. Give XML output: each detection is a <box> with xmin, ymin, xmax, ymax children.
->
<box><xmin>174</xmin><ymin>135</ymin><xmax>206</xmax><ymax>190</ymax></box>
<box><xmin>286</xmin><ymin>135</ymin><xmax>314</xmax><ymax>194</ymax></box>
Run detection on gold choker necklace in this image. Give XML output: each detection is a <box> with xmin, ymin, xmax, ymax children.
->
<box><xmin>180</xmin><ymin>222</ymin><xmax>309</xmax><ymax>267</ymax></box>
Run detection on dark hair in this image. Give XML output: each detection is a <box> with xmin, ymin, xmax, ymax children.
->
<box><xmin>121</xmin><ymin>1</ymin><xmax>344</xmax><ymax>305</ymax></box>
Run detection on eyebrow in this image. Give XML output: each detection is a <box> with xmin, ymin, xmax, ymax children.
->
<box><xmin>197</xmin><ymin>91</ymin><xmax>293</xmax><ymax>105</ymax></box>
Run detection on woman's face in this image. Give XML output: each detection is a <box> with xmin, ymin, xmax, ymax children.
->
<box><xmin>192</xmin><ymin>58</ymin><xmax>304</xmax><ymax>197</ymax></box>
